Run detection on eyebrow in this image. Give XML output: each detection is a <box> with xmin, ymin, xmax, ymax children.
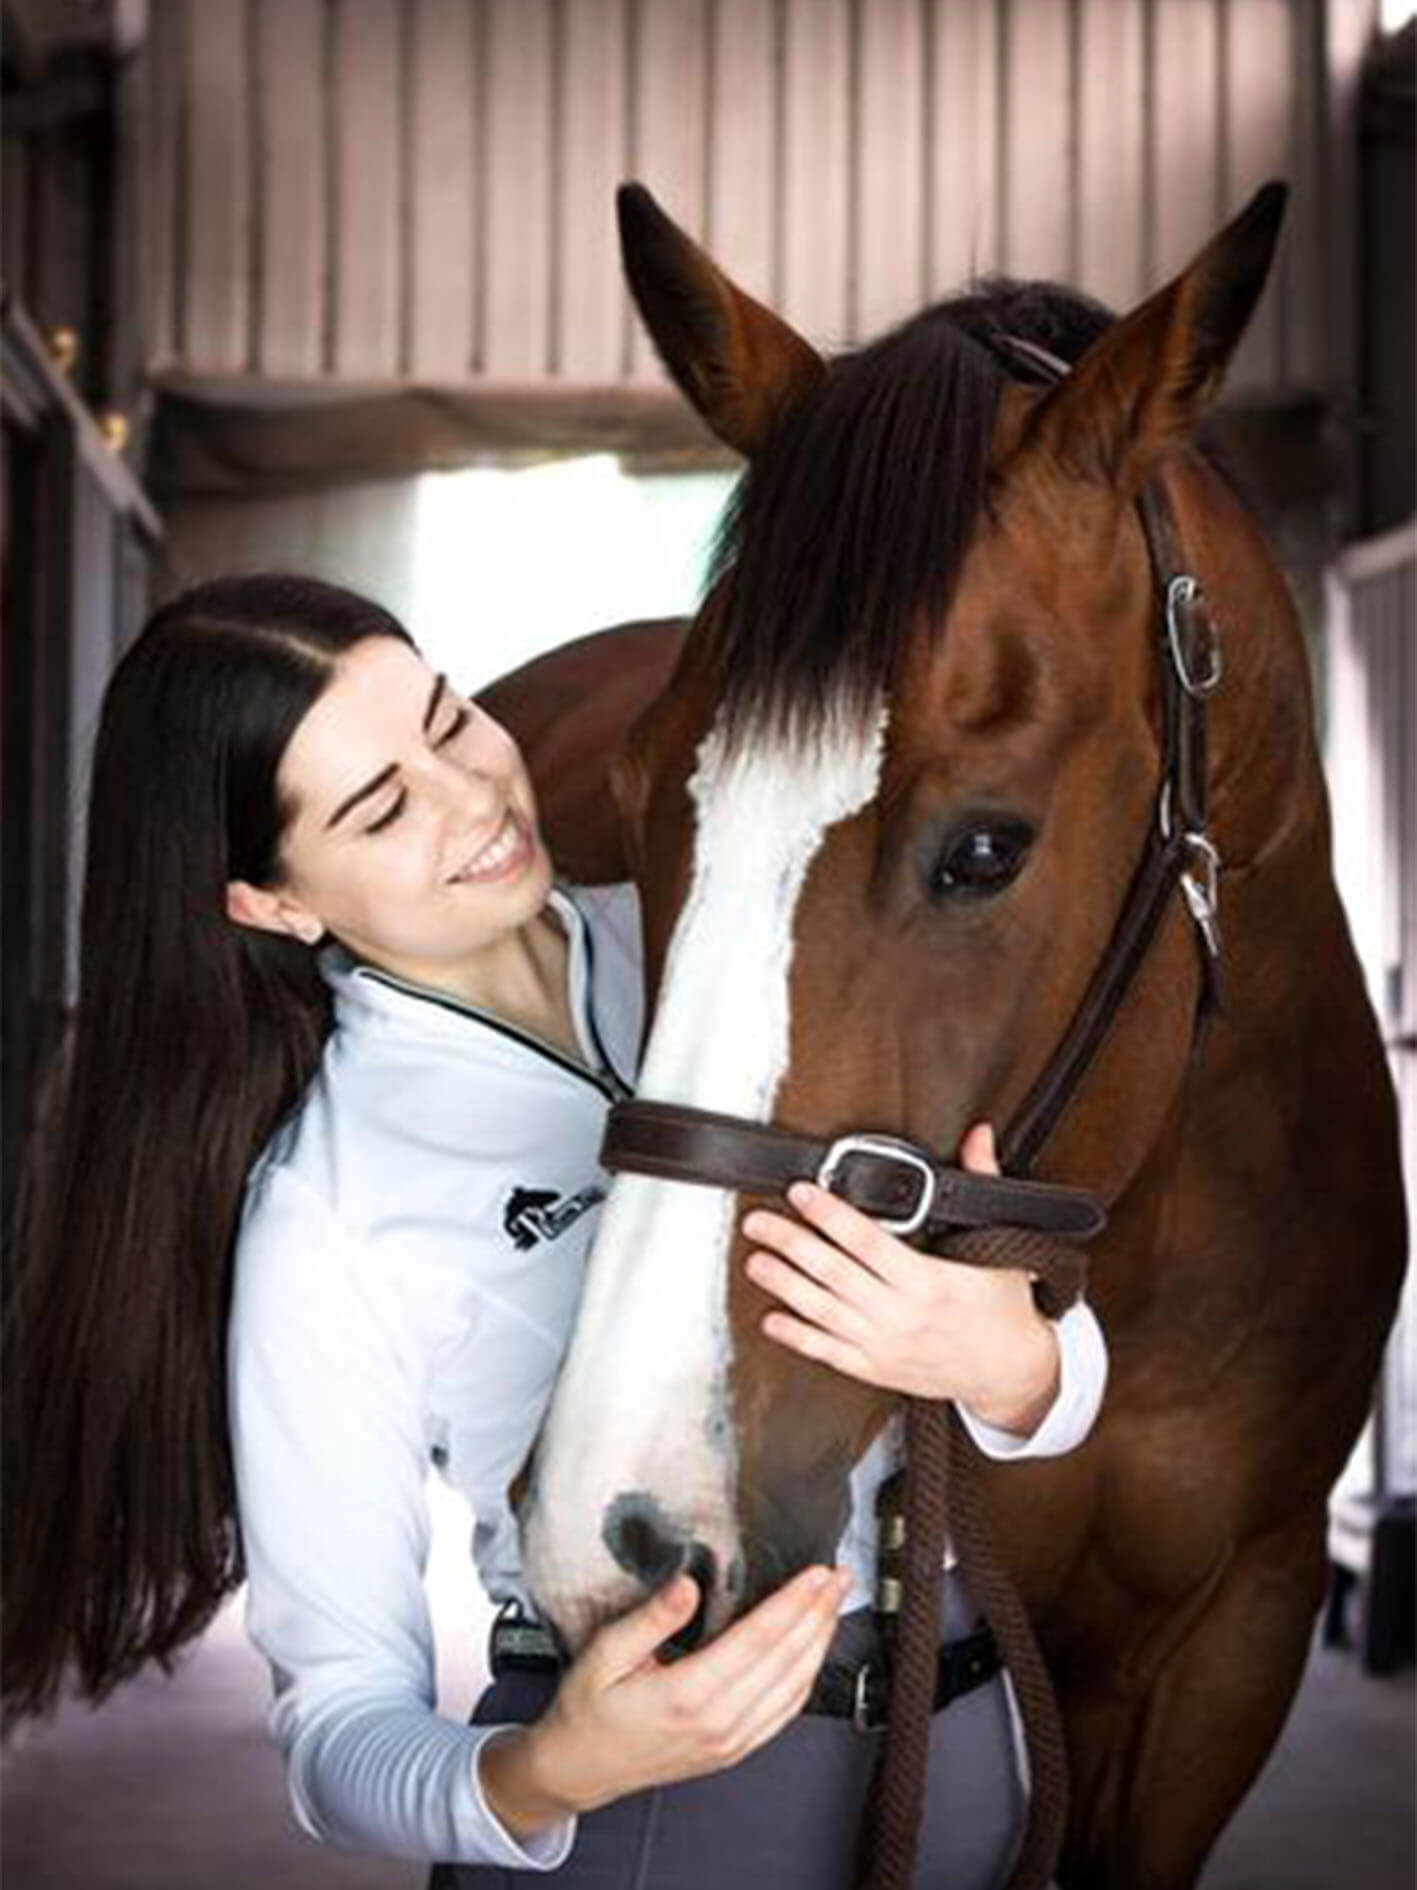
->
<box><xmin>324</xmin><ymin>673</ymin><xmax>449</xmax><ymax>830</ymax></box>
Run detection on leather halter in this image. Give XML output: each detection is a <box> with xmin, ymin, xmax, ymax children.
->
<box><xmin>598</xmin><ymin>336</ymin><xmax>1224</xmax><ymax>1218</ymax></box>
<box><xmin>997</xmin><ymin>336</ymin><xmax>1225</xmax><ymax>1176</ymax></box>
<box><xmin>602</xmin><ymin>1105</ymin><xmax>1105</xmax><ymax>1240</ymax></box>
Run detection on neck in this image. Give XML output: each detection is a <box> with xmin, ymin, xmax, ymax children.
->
<box><xmin>459</xmin><ymin>912</ymin><xmax>565</xmax><ymax>1011</ymax></box>
<box><xmin>361</xmin><ymin>901</ymin><xmax>573</xmax><ymax>1035</ymax></box>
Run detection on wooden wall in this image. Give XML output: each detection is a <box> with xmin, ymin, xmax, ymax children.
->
<box><xmin>143</xmin><ymin>0</ymin><xmax>1360</xmax><ymax>409</ymax></box>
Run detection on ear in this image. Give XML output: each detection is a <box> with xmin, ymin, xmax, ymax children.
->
<box><xmin>618</xmin><ymin>182</ymin><xmax>824</xmax><ymax>456</ymax></box>
<box><xmin>1025</xmin><ymin>181</ymin><xmax>1287</xmax><ymax>490</ymax></box>
<box><xmin>225</xmin><ymin>879</ymin><xmax>325</xmax><ymax>946</ymax></box>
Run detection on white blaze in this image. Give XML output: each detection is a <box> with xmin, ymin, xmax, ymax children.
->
<box><xmin>523</xmin><ymin>703</ymin><xmax>887</xmax><ymax>1646</ymax></box>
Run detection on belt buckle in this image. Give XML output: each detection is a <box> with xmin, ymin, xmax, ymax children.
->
<box><xmin>817</xmin><ymin>1135</ymin><xmax>936</xmax><ymax>1237</ymax></box>
<box><xmin>489</xmin><ymin>1603</ymin><xmax>560</xmax><ymax>1677</ymax></box>
<box><xmin>852</xmin><ymin>1660</ymin><xmax>886</xmax><ymax>1732</ymax></box>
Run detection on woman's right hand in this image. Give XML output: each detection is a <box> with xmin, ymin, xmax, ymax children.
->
<box><xmin>479</xmin><ymin>1564</ymin><xmax>851</xmax><ymax>1837</ymax></box>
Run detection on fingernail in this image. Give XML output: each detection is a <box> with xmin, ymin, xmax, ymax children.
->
<box><xmin>787</xmin><ymin>1181</ymin><xmax>814</xmax><ymax>1209</ymax></box>
<box><xmin>805</xmin><ymin>1567</ymin><xmax>831</xmax><ymax>1594</ymax></box>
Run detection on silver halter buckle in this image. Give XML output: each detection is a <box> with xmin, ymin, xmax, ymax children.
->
<box><xmin>817</xmin><ymin>1134</ymin><xmax>937</xmax><ymax>1237</ymax></box>
<box><xmin>1165</xmin><ymin>575</ymin><xmax>1223</xmax><ymax>698</ymax></box>
<box><xmin>1179</xmin><ymin>833</ymin><xmax>1222</xmax><ymax>960</ymax></box>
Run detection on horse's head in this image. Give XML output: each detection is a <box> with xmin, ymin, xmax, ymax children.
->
<box><xmin>520</xmin><ymin>182</ymin><xmax>1287</xmax><ymax>1653</ymax></box>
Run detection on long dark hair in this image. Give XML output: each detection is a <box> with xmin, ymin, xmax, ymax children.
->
<box><xmin>2</xmin><ymin>574</ymin><xmax>413</xmax><ymax>1721</ymax></box>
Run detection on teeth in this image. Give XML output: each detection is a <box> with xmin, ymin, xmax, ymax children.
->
<box><xmin>454</xmin><ymin>813</ymin><xmax>522</xmax><ymax>880</ymax></box>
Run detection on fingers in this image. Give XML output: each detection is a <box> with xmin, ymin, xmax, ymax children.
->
<box><xmin>558</xmin><ymin>1569</ymin><xmax>850</xmax><ymax>1803</ymax></box>
<box><xmin>743</xmin><ymin>1245</ymin><xmax>874</xmax><ymax>1341</ymax></box>
<box><xmin>958</xmin><ymin>1120</ymin><xmax>999</xmax><ymax>1174</ymax></box>
<box><xmin>668</xmin><ymin>1566</ymin><xmax>845</xmax><ymax>1707</ymax></box>
<box><xmin>715</xmin><ymin>1593</ymin><xmax>841</xmax><ymax>1759</ymax></box>
<box><xmin>741</xmin><ymin>1185</ymin><xmax>918</xmax><ymax>1388</ymax></box>
<box><xmin>667</xmin><ymin>1569</ymin><xmax>847</xmax><ymax>1761</ymax></box>
<box><xmin>743</xmin><ymin>1198</ymin><xmax>894</xmax><ymax>1301</ymax></box>
<box><xmin>588</xmin><ymin>1572</ymin><xmax>703</xmax><ymax>1682</ymax></box>
<box><xmin>758</xmin><ymin>1309</ymin><xmax>878</xmax><ymax>1381</ymax></box>
<box><xmin>756</xmin><ymin>1181</ymin><xmax>910</xmax><ymax>1285</ymax></box>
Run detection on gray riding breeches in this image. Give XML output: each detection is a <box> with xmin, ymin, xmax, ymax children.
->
<box><xmin>428</xmin><ymin>1573</ymin><xmax>1024</xmax><ymax>1890</ymax></box>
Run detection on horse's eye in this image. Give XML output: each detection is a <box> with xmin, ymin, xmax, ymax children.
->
<box><xmin>930</xmin><ymin>818</ymin><xmax>1034</xmax><ymax>899</ymax></box>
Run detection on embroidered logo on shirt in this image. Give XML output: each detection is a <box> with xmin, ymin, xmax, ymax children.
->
<box><xmin>503</xmin><ymin>1184</ymin><xmax>606</xmax><ymax>1251</ymax></box>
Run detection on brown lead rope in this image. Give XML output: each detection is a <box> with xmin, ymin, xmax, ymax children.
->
<box><xmin>856</xmin><ymin>1394</ymin><xmax>951</xmax><ymax>1890</ymax></box>
<box><xmin>856</xmin><ymin>1226</ymin><xmax>1086</xmax><ymax>1890</ymax></box>
<box><xmin>945</xmin><ymin>1406</ymin><xmax>1070</xmax><ymax>1890</ymax></box>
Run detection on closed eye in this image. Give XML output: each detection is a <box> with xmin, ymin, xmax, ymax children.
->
<box><xmin>363</xmin><ymin>706</ymin><xmax>469</xmax><ymax>835</ymax></box>
<box><xmin>365</xmin><ymin>791</ymin><xmax>407</xmax><ymax>835</ymax></box>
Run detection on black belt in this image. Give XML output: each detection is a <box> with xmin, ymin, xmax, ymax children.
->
<box><xmin>808</xmin><ymin>1624</ymin><xmax>1001</xmax><ymax>1731</ymax></box>
<box><xmin>489</xmin><ymin>1607</ymin><xmax>1002</xmax><ymax>1735</ymax></box>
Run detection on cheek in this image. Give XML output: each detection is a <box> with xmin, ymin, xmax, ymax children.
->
<box><xmin>512</xmin><ymin>768</ymin><xmax>541</xmax><ymax>831</ymax></box>
<box><xmin>328</xmin><ymin>829</ymin><xmax>444</xmax><ymax>928</ymax></box>
<box><xmin>381</xmin><ymin>824</ymin><xmax>446</xmax><ymax>899</ymax></box>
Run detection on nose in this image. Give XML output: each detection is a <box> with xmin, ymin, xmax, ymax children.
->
<box><xmin>425</xmin><ymin>750</ymin><xmax>500</xmax><ymax>820</ymax></box>
<box><xmin>602</xmin><ymin>1493</ymin><xmax>717</xmax><ymax>1655</ymax></box>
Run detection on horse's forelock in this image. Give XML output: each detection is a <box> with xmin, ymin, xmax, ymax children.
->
<box><xmin>702</xmin><ymin>282</ymin><xmax>1119</xmax><ymax>758</ymax></box>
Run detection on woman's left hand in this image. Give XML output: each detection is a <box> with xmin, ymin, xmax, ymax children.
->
<box><xmin>741</xmin><ymin>1122</ymin><xmax>1060</xmax><ymax>1436</ymax></box>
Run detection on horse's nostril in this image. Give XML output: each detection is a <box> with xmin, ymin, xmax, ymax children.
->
<box><xmin>601</xmin><ymin>1495</ymin><xmax>718</xmax><ymax>1654</ymax></box>
<box><xmin>603</xmin><ymin>1491</ymin><xmax>687</xmax><ymax>1587</ymax></box>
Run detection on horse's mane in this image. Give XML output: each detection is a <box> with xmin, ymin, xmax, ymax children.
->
<box><xmin>704</xmin><ymin>279</ymin><xmax>1116</xmax><ymax>748</ymax></box>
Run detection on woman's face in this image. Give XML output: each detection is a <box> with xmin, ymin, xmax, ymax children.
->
<box><xmin>265</xmin><ymin>637</ymin><xmax>554</xmax><ymax>979</ymax></box>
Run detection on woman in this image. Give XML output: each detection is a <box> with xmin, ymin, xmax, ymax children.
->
<box><xmin>3</xmin><ymin>575</ymin><xmax>1106</xmax><ymax>1886</ymax></box>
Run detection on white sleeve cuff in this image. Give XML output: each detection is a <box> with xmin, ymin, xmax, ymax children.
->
<box><xmin>467</xmin><ymin>1729</ymin><xmax>578</xmax><ymax>1870</ymax></box>
<box><xmin>957</xmin><ymin>1299</ymin><xmax>1108</xmax><ymax>1461</ymax></box>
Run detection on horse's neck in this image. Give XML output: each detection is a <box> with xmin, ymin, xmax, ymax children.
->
<box><xmin>1174</xmin><ymin>453</ymin><xmax>1358</xmax><ymax>1064</ymax></box>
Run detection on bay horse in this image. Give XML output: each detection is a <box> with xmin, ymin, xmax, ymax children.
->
<box><xmin>485</xmin><ymin>184</ymin><xmax>1407</xmax><ymax>1888</ymax></box>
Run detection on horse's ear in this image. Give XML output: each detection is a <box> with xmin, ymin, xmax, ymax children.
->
<box><xmin>1025</xmin><ymin>181</ymin><xmax>1287</xmax><ymax>489</ymax></box>
<box><xmin>618</xmin><ymin>182</ymin><xmax>824</xmax><ymax>457</ymax></box>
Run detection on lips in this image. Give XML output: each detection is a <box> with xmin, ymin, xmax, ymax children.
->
<box><xmin>447</xmin><ymin>809</ymin><xmax>533</xmax><ymax>885</ymax></box>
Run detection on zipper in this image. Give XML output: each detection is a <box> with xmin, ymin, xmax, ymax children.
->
<box><xmin>575</xmin><ymin>911</ymin><xmax>632</xmax><ymax>1101</ymax></box>
<box><xmin>353</xmin><ymin>896</ymin><xmax>630</xmax><ymax>1106</ymax></box>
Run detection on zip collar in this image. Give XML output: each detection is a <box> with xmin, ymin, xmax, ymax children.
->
<box><xmin>321</xmin><ymin>886</ymin><xmax>632</xmax><ymax>1104</ymax></box>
